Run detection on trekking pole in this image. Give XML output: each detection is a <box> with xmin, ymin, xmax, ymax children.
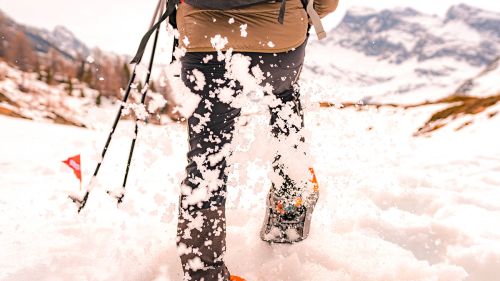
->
<box><xmin>69</xmin><ymin>0</ymin><xmax>166</xmax><ymax>212</ymax></box>
<box><xmin>109</xmin><ymin>0</ymin><xmax>165</xmax><ymax>204</ymax></box>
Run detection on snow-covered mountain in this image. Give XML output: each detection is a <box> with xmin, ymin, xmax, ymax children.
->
<box><xmin>333</xmin><ymin>4</ymin><xmax>499</xmax><ymax>66</ymax></box>
<box><xmin>454</xmin><ymin>56</ymin><xmax>500</xmax><ymax>97</ymax></box>
<box><xmin>446</xmin><ymin>4</ymin><xmax>500</xmax><ymax>39</ymax></box>
<box><xmin>0</xmin><ymin>9</ymin><xmax>90</xmax><ymax>60</ymax></box>
<box><xmin>305</xmin><ymin>4</ymin><xmax>500</xmax><ymax>105</ymax></box>
<box><xmin>31</xmin><ymin>25</ymin><xmax>91</xmax><ymax>59</ymax></box>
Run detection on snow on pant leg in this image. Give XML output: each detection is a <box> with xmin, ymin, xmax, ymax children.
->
<box><xmin>177</xmin><ymin>52</ymin><xmax>239</xmax><ymax>281</ymax></box>
<box><xmin>177</xmin><ymin>207</ymin><xmax>229</xmax><ymax>281</ymax></box>
<box><xmin>255</xmin><ymin>41</ymin><xmax>307</xmax><ymax>200</ymax></box>
<box><xmin>269</xmin><ymin>87</ymin><xmax>306</xmax><ymax>200</ymax></box>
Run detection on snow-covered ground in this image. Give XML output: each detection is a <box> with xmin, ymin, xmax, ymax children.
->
<box><xmin>1</xmin><ymin>94</ymin><xmax>499</xmax><ymax>280</ymax></box>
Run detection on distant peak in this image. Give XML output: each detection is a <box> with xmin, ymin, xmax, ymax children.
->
<box><xmin>346</xmin><ymin>6</ymin><xmax>378</xmax><ymax>16</ymax></box>
<box><xmin>451</xmin><ymin>3</ymin><xmax>479</xmax><ymax>11</ymax></box>
<box><xmin>52</xmin><ymin>25</ymin><xmax>75</xmax><ymax>39</ymax></box>
<box><xmin>391</xmin><ymin>7</ymin><xmax>421</xmax><ymax>16</ymax></box>
<box><xmin>346</xmin><ymin>6</ymin><xmax>422</xmax><ymax>18</ymax></box>
<box><xmin>446</xmin><ymin>4</ymin><xmax>481</xmax><ymax>20</ymax></box>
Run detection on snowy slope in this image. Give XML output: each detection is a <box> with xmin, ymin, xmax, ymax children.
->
<box><xmin>0</xmin><ymin>61</ymin><xmax>99</xmax><ymax>126</ymax></box>
<box><xmin>454</xmin><ymin>57</ymin><xmax>500</xmax><ymax>98</ymax></box>
<box><xmin>1</xmin><ymin>98</ymin><xmax>500</xmax><ymax>280</ymax></box>
<box><xmin>0</xmin><ymin>61</ymin><xmax>173</xmax><ymax>127</ymax></box>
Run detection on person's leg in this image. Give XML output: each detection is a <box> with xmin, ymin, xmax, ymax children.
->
<box><xmin>253</xmin><ymin>41</ymin><xmax>319</xmax><ymax>242</ymax></box>
<box><xmin>269</xmin><ymin>82</ymin><xmax>305</xmax><ymax>204</ymax></box>
<box><xmin>177</xmin><ymin>52</ymin><xmax>240</xmax><ymax>281</ymax></box>
<box><xmin>259</xmin><ymin>41</ymin><xmax>307</xmax><ymax>202</ymax></box>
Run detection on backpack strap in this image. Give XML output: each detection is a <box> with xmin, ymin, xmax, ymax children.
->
<box><xmin>306</xmin><ymin>0</ymin><xmax>326</xmax><ymax>39</ymax></box>
<box><xmin>131</xmin><ymin>0</ymin><xmax>179</xmax><ymax>64</ymax></box>
<box><xmin>278</xmin><ymin>0</ymin><xmax>286</xmax><ymax>24</ymax></box>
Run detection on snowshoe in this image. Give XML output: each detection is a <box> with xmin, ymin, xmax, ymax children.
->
<box><xmin>260</xmin><ymin>189</ymin><xmax>319</xmax><ymax>243</ymax></box>
<box><xmin>261</xmin><ymin>167</ymin><xmax>320</xmax><ymax>243</ymax></box>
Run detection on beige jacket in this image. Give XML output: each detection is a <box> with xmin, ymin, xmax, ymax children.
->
<box><xmin>176</xmin><ymin>0</ymin><xmax>339</xmax><ymax>53</ymax></box>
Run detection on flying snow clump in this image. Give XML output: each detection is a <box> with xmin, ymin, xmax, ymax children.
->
<box><xmin>183</xmin><ymin>36</ymin><xmax>190</xmax><ymax>47</ymax></box>
<box><xmin>202</xmin><ymin>54</ymin><xmax>214</xmax><ymax>63</ymax></box>
<box><xmin>240</xmin><ymin>24</ymin><xmax>248</xmax><ymax>37</ymax></box>
<box><xmin>210</xmin><ymin>34</ymin><xmax>230</xmax><ymax>61</ymax></box>
<box><xmin>191</xmin><ymin>69</ymin><xmax>206</xmax><ymax>91</ymax></box>
<box><xmin>210</xmin><ymin>34</ymin><xmax>229</xmax><ymax>51</ymax></box>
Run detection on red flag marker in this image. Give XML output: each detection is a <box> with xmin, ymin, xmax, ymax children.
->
<box><xmin>63</xmin><ymin>154</ymin><xmax>82</xmax><ymax>190</ymax></box>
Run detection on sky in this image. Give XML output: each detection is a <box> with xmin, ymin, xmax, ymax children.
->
<box><xmin>0</xmin><ymin>0</ymin><xmax>499</xmax><ymax>55</ymax></box>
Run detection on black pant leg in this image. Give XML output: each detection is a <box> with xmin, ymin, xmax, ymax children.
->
<box><xmin>251</xmin><ymin>41</ymin><xmax>308</xmax><ymax>200</ymax></box>
<box><xmin>177</xmin><ymin>52</ymin><xmax>239</xmax><ymax>281</ymax></box>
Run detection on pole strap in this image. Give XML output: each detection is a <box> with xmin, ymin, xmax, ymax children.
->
<box><xmin>131</xmin><ymin>0</ymin><xmax>179</xmax><ymax>64</ymax></box>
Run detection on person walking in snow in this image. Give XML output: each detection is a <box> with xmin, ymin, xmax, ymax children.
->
<box><xmin>173</xmin><ymin>0</ymin><xmax>339</xmax><ymax>279</ymax></box>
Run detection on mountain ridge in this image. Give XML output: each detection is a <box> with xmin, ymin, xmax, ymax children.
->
<box><xmin>304</xmin><ymin>3</ymin><xmax>500</xmax><ymax>105</ymax></box>
<box><xmin>0</xmin><ymin>9</ymin><xmax>90</xmax><ymax>61</ymax></box>
<box><xmin>325</xmin><ymin>3</ymin><xmax>500</xmax><ymax>66</ymax></box>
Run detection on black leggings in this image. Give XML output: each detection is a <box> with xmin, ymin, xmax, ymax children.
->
<box><xmin>177</xmin><ymin>40</ymin><xmax>307</xmax><ymax>280</ymax></box>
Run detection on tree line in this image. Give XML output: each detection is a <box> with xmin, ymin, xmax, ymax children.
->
<box><xmin>0</xmin><ymin>13</ymin><xmax>133</xmax><ymax>99</ymax></box>
<box><xmin>0</xmin><ymin>13</ymin><xmax>182</xmax><ymax>122</ymax></box>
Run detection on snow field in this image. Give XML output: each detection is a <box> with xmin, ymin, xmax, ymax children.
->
<box><xmin>1</xmin><ymin>95</ymin><xmax>499</xmax><ymax>280</ymax></box>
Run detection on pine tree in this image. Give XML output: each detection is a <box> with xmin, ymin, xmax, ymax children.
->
<box><xmin>76</xmin><ymin>60</ymin><xmax>86</xmax><ymax>81</ymax></box>
<box><xmin>47</xmin><ymin>48</ymin><xmax>64</xmax><ymax>83</ymax></box>
<box><xmin>67</xmin><ymin>76</ymin><xmax>74</xmax><ymax>96</ymax></box>
<box><xmin>150</xmin><ymin>80</ymin><xmax>157</xmax><ymax>92</ymax></box>
<box><xmin>36</xmin><ymin>69</ymin><xmax>43</xmax><ymax>81</ymax></box>
<box><xmin>0</xmin><ymin>33</ymin><xmax>6</xmax><ymax>59</ymax></box>
<box><xmin>95</xmin><ymin>93</ymin><xmax>102</xmax><ymax>106</ymax></box>
<box><xmin>0</xmin><ymin>14</ymin><xmax>7</xmax><ymax>58</ymax></box>
<box><xmin>7</xmin><ymin>31</ymin><xmax>36</xmax><ymax>72</ymax></box>
<box><xmin>121</xmin><ymin>62</ymin><xmax>131</xmax><ymax>88</ymax></box>
<box><xmin>46</xmin><ymin>68</ymin><xmax>53</xmax><ymax>84</ymax></box>
<box><xmin>0</xmin><ymin>35</ymin><xmax>6</xmax><ymax>58</ymax></box>
<box><xmin>137</xmin><ymin>81</ymin><xmax>144</xmax><ymax>93</ymax></box>
<box><xmin>82</xmin><ymin>65</ymin><xmax>93</xmax><ymax>85</ymax></box>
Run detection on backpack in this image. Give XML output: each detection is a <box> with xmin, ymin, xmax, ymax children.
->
<box><xmin>131</xmin><ymin>0</ymin><xmax>325</xmax><ymax>64</ymax></box>
<box><xmin>184</xmin><ymin>0</ymin><xmax>288</xmax><ymax>24</ymax></box>
<box><xmin>184</xmin><ymin>0</ymin><xmax>277</xmax><ymax>10</ymax></box>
